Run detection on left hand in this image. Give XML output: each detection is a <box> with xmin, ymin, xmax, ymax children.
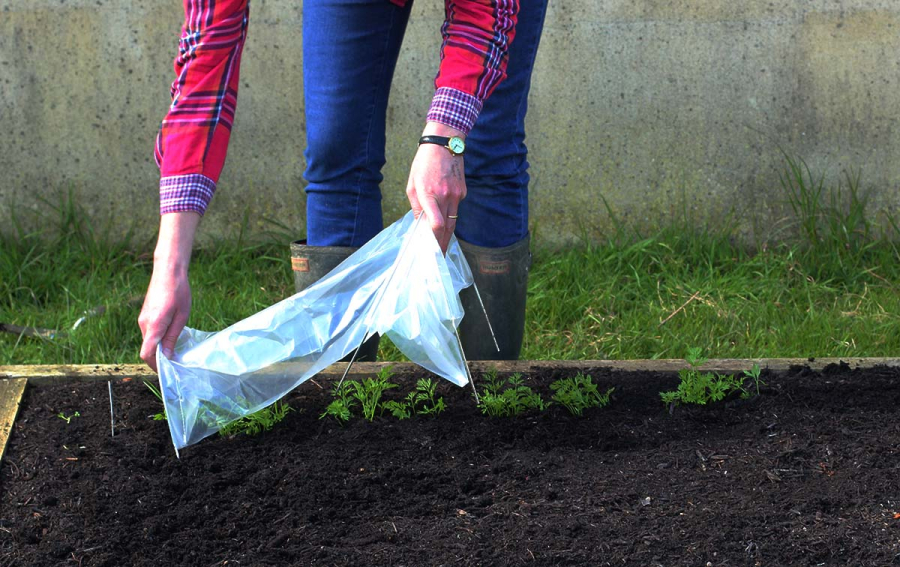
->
<box><xmin>406</xmin><ymin>122</ymin><xmax>467</xmax><ymax>253</ymax></box>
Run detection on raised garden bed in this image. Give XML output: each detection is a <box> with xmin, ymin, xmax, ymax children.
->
<box><xmin>2</xmin><ymin>362</ymin><xmax>900</xmax><ymax>565</ymax></box>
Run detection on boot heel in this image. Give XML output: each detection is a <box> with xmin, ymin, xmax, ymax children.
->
<box><xmin>290</xmin><ymin>240</ymin><xmax>380</xmax><ymax>362</ymax></box>
<box><xmin>457</xmin><ymin>236</ymin><xmax>531</xmax><ymax>361</ymax></box>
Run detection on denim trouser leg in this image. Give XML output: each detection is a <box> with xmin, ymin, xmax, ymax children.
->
<box><xmin>303</xmin><ymin>0</ymin><xmax>412</xmax><ymax>247</ymax></box>
<box><xmin>303</xmin><ymin>0</ymin><xmax>547</xmax><ymax>249</ymax></box>
<box><xmin>455</xmin><ymin>0</ymin><xmax>549</xmax><ymax>248</ymax></box>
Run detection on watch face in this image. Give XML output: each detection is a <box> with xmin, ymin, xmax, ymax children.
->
<box><xmin>448</xmin><ymin>137</ymin><xmax>465</xmax><ymax>154</ymax></box>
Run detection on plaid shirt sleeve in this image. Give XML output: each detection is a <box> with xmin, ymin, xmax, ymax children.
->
<box><xmin>425</xmin><ymin>0</ymin><xmax>520</xmax><ymax>135</ymax></box>
<box><xmin>157</xmin><ymin>0</ymin><xmax>515</xmax><ymax>215</ymax></box>
<box><xmin>154</xmin><ymin>0</ymin><xmax>250</xmax><ymax>216</ymax></box>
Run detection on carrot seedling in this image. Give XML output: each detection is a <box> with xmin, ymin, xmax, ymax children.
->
<box><xmin>219</xmin><ymin>400</ymin><xmax>293</xmax><ymax>437</ymax></box>
<box><xmin>382</xmin><ymin>378</ymin><xmax>446</xmax><ymax>420</ymax></box>
<box><xmin>550</xmin><ymin>373</ymin><xmax>614</xmax><ymax>417</ymax></box>
<box><xmin>661</xmin><ymin>347</ymin><xmax>746</xmax><ymax>411</ymax></box>
<box><xmin>477</xmin><ymin>371</ymin><xmax>545</xmax><ymax>417</ymax></box>
<box><xmin>349</xmin><ymin>366</ymin><xmax>399</xmax><ymax>422</ymax></box>
<box><xmin>320</xmin><ymin>380</ymin><xmax>358</xmax><ymax>424</ymax></box>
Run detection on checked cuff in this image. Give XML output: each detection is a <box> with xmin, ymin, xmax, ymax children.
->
<box><xmin>426</xmin><ymin>87</ymin><xmax>483</xmax><ymax>135</ymax></box>
<box><xmin>160</xmin><ymin>174</ymin><xmax>216</xmax><ymax>216</ymax></box>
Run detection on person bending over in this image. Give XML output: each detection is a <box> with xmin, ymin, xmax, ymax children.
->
<box><xmin>139</xmin><ymin>0</ymin><xmax>549</xmax><ymax>371</ymax></box>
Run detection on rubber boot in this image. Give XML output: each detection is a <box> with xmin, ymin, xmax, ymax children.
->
<box><xmin>290</xmin><ymin>240</ymin><xmax>380</xmax><ymax>362</ymax></box>
<box><xmin>457</xmin><ymin>236</ymin><xmax>531</xmax><ymax>360</ymax></box>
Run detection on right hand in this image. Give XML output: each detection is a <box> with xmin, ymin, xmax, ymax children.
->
<box><xmin>138</xmin><ymin>267</ymin><xmax>192</xmax><ymax>372</ymax></box>
<box><xmin>406</xmin><ymin>121</ymin><xmax>467</xmax><ymax>254</ymax></box>
<box><xmin>138</xmin><ymin>211</ymin><xmax>200</xmax><ymax>372</ymax></box>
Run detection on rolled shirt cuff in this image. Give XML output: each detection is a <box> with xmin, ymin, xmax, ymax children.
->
<box><xmin>426</xmin><ymin>87</ymin><xmax>483</xmax><ymax>135</ymax></box>
<box><xmin>160</xmin><ymin>174</ymin><xmax>216</xmax><ymax>216</ymax></box>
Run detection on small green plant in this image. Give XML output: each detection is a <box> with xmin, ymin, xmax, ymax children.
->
<box><xmin>382</xmin><ymin>378</ymin><xmax>446</xmax><ymax>420</ymax></box>
<box><xmin>741</xmin><ymin>363</ymin><xmax>765</xmax><ymax>398</ymax></box>
<box><xmin>549</xmin><ymin>373</ymin><xmax>614</xmax><ymax>417</ymax></box>
<box><xmin>196</xmin><ymin>401</ymin><xmax>239</xmax><ymax>431</ymax></box>
<box><xmin>143</xmin><ymin>380</ymin><xmax>168</xmax><ymax>421</ymax></box>
<box><xmin>382</xmin><ymin>398</ymin><xmax>412</xmax><ymax>420</ymax></box>
<box><xmin>192</xmin><ymin>395</ymin><xmax>288</xmax><ymax>436</ymax></box>
<box><xmin>320</xmin><ymin>380</ymin><xmax>358</xmax><ymax>424</ymax></box>
<box><xmin>477</xmin><ymin>371</ymin><xmax>545</xmax><ymax>417</ymax></box>
<box><xmin>411</xmin><ymin>378</ymin><xmax>446</xmax><ymax>417</ymax></box>
<box><xmin>350</xmin><ymin>366</ymin><xmax>399</xmax><ymax>422</ymax></box>
<box><xmin>661</xmin><ymin>348</ymin><xmax>746</xmax><ymax>410</ymax></box>
<box><xmin>320</xmin><ymin>367</ymin><xmax>400</xmax><ymax>423</ymax></box>
<box><xmin>220</xmin><ymin>399</ymin><xmax>293</xmax><ymax>437</ymax></box>
<box><xmin>57</xmin><ymin>411</ymin><xmax>80</xmax><ymax>423</ymax></box>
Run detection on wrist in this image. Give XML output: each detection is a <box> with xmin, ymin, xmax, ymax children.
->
<box><xmin>152</xmin><ymin>251</ymin><xmax>191</xmax><ymax>276</ymax></box>
<box><xmin>153</xmin><ymin>212</ymin><xmax>200</xmax><ymax>275</ymax></box>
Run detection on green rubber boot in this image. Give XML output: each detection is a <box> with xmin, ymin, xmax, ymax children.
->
<box><xmin>290</xmin><ymin>241</ymin><xmax>380</xmax><ymax>362</ymax></box>
<box><xmin>457</xmin><ymin>236</ymin><xmax>531</xmax><ymax>360</ymax></box>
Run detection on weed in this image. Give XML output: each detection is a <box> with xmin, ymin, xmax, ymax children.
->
<box><xmin>57</xmin><ymin>411</ymin><xmax>80</xmax><ymax>423</ymax></box>
<box><xmin>143</xmin><ymin>380</ymin><xmax>168</xmax><ymax>421</ymax></box>
<box><xmin>478</xmin><ymin>371</ymin><xmax>545</xmax><ymax>417</ymax></box>
<box><xmin>220</xmin><ymin>400</ymin><xmax>293</xmax><ymax>437</ymax></box>
<box><xmin>660</xmin><ymin>347</ymin><xmax>746</xmax><ymax>410</ymax></box>
<box><xmin>741</xmin><ymin>364</ymin><xmax>765</xmax><ymax>398</ymax></box>
<box><xmin>779</xmin><ymin>154</ymin><xmax>875</xmax><ymax>282</ymax></box>
<box><xmin>549</xmin><ymin>373</ymin><xmax>614</xmax><ymax>417</ymax></box>
<box><xmin>382</xmin><ymin>378</ymin><xmax>446</xmax><ymax>420</ymax></box>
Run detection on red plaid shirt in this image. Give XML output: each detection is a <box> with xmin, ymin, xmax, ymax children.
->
<box><xmin>156</xmin><ymin>0</ymin><xmax>519</xmax><ymax>215</ymax></box>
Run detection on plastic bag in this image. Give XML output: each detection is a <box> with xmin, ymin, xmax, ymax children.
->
<box><xmin>157</xmin><ymin>211</ymin><xmax>475</xmax><ymax>454</ymax></box>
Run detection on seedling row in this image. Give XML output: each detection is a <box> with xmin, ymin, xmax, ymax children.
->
<box><xmin>128</xmin><ymin>350</ymin><xmax>765</xmax><ymax>438</ymax></box>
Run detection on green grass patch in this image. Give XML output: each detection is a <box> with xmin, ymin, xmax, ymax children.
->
<box><xmin>524</xmin><ymin>156</ymin><xmax>900</xmax><ymax>360</ymax></box>
<box><xmin>4</xmin><ymin>158</ymin><xmax>900</xmax><ymax>365</ymax></box>
<box><xmin>524</xmin><ymin>232</ymin><xmax>900</xmax><ymax>360</ymax></box>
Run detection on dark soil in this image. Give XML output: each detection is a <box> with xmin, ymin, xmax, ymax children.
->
<box><xmin>2</xmin><ymin>364</ymin><xmax>900</xmax><ymax>566</ymax></box>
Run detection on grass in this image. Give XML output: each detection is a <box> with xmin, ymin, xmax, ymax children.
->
<box><xmin>525</xmin><ymin>156</ymin><xmax>900</xmax><ymax>360</ymax></box>
<box><xmin>1</xmin><ymin>191</ymin><xmax>294</xmax><ymax>365</ymax></box>
<box><xmin>525</xmin><ymin>231</ymin><xmax>900</xmax><ymax>360</ymax></box>
<box><xmin>3</xmin><ymin>158</ymin><xmax>900</xmax><ymax>365</ymax></box>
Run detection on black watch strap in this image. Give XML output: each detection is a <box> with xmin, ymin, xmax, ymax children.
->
<box><xmin>418</xmin><ymin>135</ymin><xmax>465</xmax><ymax>156</ymax></box>
<box><xmin>419</xmin><ymin>135</ymin><xmax>451</xmax><ymax>148</ymax></box>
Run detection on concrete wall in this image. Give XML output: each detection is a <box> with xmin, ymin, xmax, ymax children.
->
<box><xmin>2</xmin><ymin>0</ymin><xmax>899</xmax><ymax>245</ymax></box>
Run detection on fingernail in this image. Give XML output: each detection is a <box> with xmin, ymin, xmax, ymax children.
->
<box><xmin>162</xmin><ymin>348</ymin><xmax>173</xmax><ymax>359</ymax></box>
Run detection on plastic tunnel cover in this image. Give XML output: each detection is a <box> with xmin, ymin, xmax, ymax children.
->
<box><xmin>157</xmin><ymin>212</ymin><xmax>474</xmax><ymax>453</ymax></box>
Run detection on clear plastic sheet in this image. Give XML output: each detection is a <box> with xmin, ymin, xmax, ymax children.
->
<box><xmin>157</xmin><ymin>212</ymin><xmax>474</xmax><ymax>454</ymax></box>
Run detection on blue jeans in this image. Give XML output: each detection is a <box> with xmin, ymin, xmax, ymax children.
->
<box><xmin>303</xmin><ymin>0</ymin><xmax>548</xmax><ymax>248</ymax></box>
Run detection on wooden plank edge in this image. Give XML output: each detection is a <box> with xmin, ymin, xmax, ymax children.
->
<box><xmin>2</xmin><ymin>358</ymin><xmax>899</xmax><ymax>386</ymax></box>
<box><xmin>0</xmin><ymin>378</ymin><xmax>27</xmax><ymax>465</ymax></box>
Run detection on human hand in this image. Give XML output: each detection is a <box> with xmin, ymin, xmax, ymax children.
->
<box><xmin>138</xmin><ymin>212</ymin><xmax>200</xmax><ymax>372</ymax></box>
<box><xmin>138</xmin><ymin>266</ymin><xmax>192</xmax><ymax>372</ymax></box>
<box><xmin>406</xmin><ymin>122</ymin><xmax>467</xmax><ymax>253</ymax></box>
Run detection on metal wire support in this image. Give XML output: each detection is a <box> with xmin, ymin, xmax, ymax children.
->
<box><xmin>455</xmin><ymin>328</ymin><xmax>479</xmax><ymax>403</ymax></box>
<box><xmin>107</xmin><ymin>381</ymin><xmax>115</xmax><ymax>437</ymax></box>
<box><xmin>337</xmin><ymin>335</ymin><xmax>367</xmax><ymax>390</ymax></box>
<box><xmin>472</xmin><ymin>282</ymin><xmax>499</xmax><ymax>353</ymax></box>
<box><xmin>337</xmin><ymin>216</ymin><xmax>425</xmax><ymax>389</ymax></box>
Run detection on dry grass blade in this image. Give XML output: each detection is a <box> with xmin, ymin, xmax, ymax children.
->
<box><xmin>658</xmin><ymin>291</ymin><xmax>701</xmax><ymax>327</ymax></box>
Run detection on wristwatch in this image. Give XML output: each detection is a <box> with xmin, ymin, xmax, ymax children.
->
<box><xmin>418</xmin><ymin>135</ymin><xmax>466</xmax><ymax>157</ymax></box>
